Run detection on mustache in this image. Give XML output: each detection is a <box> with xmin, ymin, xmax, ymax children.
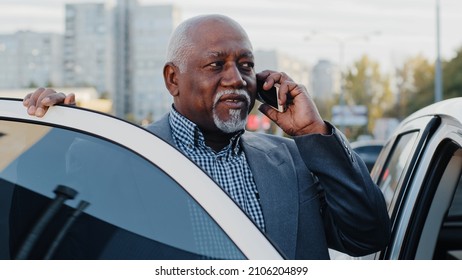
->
<box><xmin>213</xmin><ymin>89</ymin><xmax>251</xmax><ymax>108</ymax></box>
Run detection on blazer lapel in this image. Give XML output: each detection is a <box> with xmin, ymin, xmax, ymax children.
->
<box><xmin>241</xmin><ymin>133</ymin><xmax>299</xmax><ymax>259</ymax></box>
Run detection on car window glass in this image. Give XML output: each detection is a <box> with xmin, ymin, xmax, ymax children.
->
<box><xmin>378</xmin><ymin>131</ymin><xmax>419</xmax><ymax>210</ymax></box>
<box><xmin>0</xmin><ymin>119</ymin><xmax>244</xmax><ymax>260</ymax></box>
<box><xmin>447</xmin><ymin>173</ymin><xmax>462</xmax><ymax>218</ymax></box>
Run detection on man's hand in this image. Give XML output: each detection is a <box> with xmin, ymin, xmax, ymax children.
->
<box><xmin>256</xmin><ymin>70</ymin><xmax>328</xmax><ymax>136</ymax></box>
<box><xmin>23</xmin><ymin>88</ymin><xmax>76</xmax><ymax>117</ymax></box>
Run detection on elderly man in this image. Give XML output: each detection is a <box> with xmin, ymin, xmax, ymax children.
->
<box><xmin>24</xmin><ymin>14</ymin><xmax>390</xmax><ymax>259</ymax></box>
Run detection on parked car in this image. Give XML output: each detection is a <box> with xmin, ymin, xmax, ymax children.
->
<box><xmin>334</xmin><ymin>97</ymin><xmax>462</xmax><ymax>260</ymax></box>
<box><xmin>350</xmin><ymin>140</ymin><xmax>385</xmax><ymax>172</ymax></box>
<box><xmin>0</xmin><ymin>98</ymin><xmax>282</xmax><ymax>260</ymax></box>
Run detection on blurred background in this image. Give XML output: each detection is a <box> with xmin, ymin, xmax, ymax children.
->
<box><xmin>1</xmin><ymin>0</ymin><xmax>461</xmax><ymax>141</ymax></box>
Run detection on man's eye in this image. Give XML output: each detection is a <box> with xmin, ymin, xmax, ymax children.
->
<box><xmin>240</xmin><ymin>62</ymin><xmax>254</xmax><ymax>69</ymax></box>
<box><xmin>209</xmin><ymin>61</ymin><xmax>224</xmax><ymax>68</ymax></box>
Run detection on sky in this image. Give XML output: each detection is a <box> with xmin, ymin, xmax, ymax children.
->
<box><xmin>1</xmin><ymin>0</ymin><xmax>462</xmax><ymax>74</ymax></box>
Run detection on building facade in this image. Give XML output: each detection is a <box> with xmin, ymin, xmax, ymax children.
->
<box><xmin>254</xmin><ymin>49</ymin><xmax>311</xmax><ymax>90</ymax></box>
<box><xmin>0</xmin><ymin>31</ymin><xmax>62</xmax><ymax>89</ymax></box>
<box><xmin>129</xmin><ymin>4</ymin><xmax>181</xmax><ymax>123</ymax></box>
<box><xmin>63</xmin><ymin>3</ymin><xmax>110</xmax><ymax>94</ymax></box>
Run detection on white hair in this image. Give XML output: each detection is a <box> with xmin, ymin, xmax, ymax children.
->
<box><xmin>165</xmin><ymin>20</ymin><xmax>195</xmax><ymax>72</ymax></box>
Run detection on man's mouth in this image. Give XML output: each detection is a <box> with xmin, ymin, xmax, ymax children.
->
<box><xmin>220</xmin><ymin>94</ymin><xmax>248</xmax><ymax>108</ymax></box>
<box><xmin>214</xmin><ymin>90</ymin><xmax>250</xmax><ymax>110</ymax></box>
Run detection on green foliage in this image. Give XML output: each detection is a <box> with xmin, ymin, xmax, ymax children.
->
<box><xmin>392</xmin><ymin>54</ymin><xmax>434</xmax><ymax>119</ymax></box>
<box><xmin>389</xmin><ymin>47</ymin><xmax>462</xmax><ymax>119</ymax></box>
<box><xmin>443</xmin><ymin>47</ymin><xmax>462</xmax><ymax>99</ymax></box>
<box><xmin>343</xmin><ymin>55</ymin><xmax>393</xmax><ymax>139</ymax></box>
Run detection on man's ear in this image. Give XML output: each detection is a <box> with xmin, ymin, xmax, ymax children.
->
<box><xmin>163</xmin><ymin>63</ymin><xmax>179</xmax><ymax>97</ymax></box>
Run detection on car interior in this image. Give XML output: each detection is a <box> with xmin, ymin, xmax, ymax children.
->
<box><xmin>433</xmin><ymin>149</ymin><xmax>462</xmax><ymax>260</ymax></box>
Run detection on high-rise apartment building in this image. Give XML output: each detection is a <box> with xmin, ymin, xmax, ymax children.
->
<box><xmin>62</xmin><ymin>1</ymin><xmax>179</xmax><ymax>122</ymax></box>
<box><xmin>114</xmin><ymin>1</ymin><xmax>181</xmax><ymax>122</ymax></box>
<box><xmin>0</xmin><ymin>31</ymin><xmax>62</xmax><ymax>89</ymax></box>
<box><xmin>113</xmin><ymin>0</ymin><xmax>136</xmax><ymax>119</ymax></box>
<box><xmin>63</xmin><ymin>3</ymin><xmax>110</xmax><ymax>95</ymax></box>
<box><xmin>112</xmin><ymin>0</ymin><xmax>180</xmax><ymax>122</ymax></box>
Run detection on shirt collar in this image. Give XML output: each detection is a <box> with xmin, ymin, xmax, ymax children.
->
<box><xmin>169</xmin><ymin>106</ymin><xmax>244</xmax><ymax>155</ymax></box>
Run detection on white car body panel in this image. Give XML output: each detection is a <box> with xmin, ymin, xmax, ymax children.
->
<box><xmin>0</xmin><ymin>98</ymin><xmax>283</xmax><ymax>260</ymax></box>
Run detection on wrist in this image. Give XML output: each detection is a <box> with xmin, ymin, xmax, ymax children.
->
<box><xmin>294</xmin><ymin>121</ymin><xmax>330</xmax><ymax>136</ymax></box>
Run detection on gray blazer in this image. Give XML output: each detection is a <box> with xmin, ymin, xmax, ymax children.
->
<box><xmin>146</xmin><ymin>114</ymin><xmax>390</xmax><ymax>259</ymax></box>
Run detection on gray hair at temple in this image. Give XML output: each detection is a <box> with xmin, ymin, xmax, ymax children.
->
<box><xmin>165</xmin><ymin>19</ymin><xmax>194</xmax><ymax>73</ymax></box>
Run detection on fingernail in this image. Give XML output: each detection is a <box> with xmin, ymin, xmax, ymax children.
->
<box><xmin>42</xmin><ymin>97</ymin><xmax>50</xmax><ymax>104</ymax></box>
<box><xmin>27</xmin><ymin>106</ymin><xmax>36</xmax><ymax>115</ymax></box>
<box><xmin>36</xmin><ymin>108</ymin><xmax>44</xmax><ymax>117</ymax></box>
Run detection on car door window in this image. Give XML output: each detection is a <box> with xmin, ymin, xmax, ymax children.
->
<box><xmin>0</xmin><ymin>119</ymin><xmax>245</xmax><ymax>260</ymax></box>
<box><xmin>378</xmin><ymin>131</ymin><xmax>419</xmax><ymax>210</ymax></box>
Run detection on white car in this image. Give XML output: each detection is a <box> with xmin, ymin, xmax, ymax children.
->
<box><xmin>0</xmin><ymin>98</ymin><xmax>282</xmax><ymax>260</ymax></box>
<box><xmin>337</xmin><ymin>97</ymin><xmax>462</xmax><ymax>260</ymax></box>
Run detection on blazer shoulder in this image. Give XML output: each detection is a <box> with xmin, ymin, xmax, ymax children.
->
<box><xmin>242</xmin><ymin>131</ymin><xmax>295</xmax><ymax>150</ymax></box>
<box><xmin>144</xmin><ymin>114</ymin><xmax>174</xmax><ymax>144</ymax></box>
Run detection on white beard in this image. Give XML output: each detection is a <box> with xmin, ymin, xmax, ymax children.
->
<box><xmin>213</xmin><ymin>89</ymin><xmax>250</xmax><ymax>133</ymax></box>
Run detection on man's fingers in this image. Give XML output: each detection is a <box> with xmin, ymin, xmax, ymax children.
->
<box><xmin>36</xmin><ymin>89</ymin><xmax>60</xmax><ymax>106</ymax></box>
<box><xmin>23</xmin><ymin>88</ymin><xmax>69</xmax><ymax>117</ymax></box>
<box><xmin>258</xmin><ymin>103</ymin><xmax>279</xmax><ymax>123</ymax></box>
<box><xmin>23</xmin><ymin>88</ymin><xmax>46</xmax><ymax>108</ymax></box>
<box><xmin>23</xmin><ymin>93</ymin><xmax>32</xmax><ymax>106</ymax></box>
<box><xmin>27</xmin><ymin>105</ymin><xmax>37</xmax><ymax>116</ymax></box>
<box><xmin>64</xmin><ymin>93</ymin><xmax>76</xmax><ymax>105</ymax></box>
<box><xmin>34</xmin><ymin>107</ymin><xmax>48</xmax><ymax>118</ymax></box>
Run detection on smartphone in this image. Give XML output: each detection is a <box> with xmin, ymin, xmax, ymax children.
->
<box><xmin>256</xmin><ymin>80</ymin><xmax>285</xmax><ymax>112</ymax></box>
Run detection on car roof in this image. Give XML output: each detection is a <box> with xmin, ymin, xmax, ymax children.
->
<box><xmin>402</xmin><ymin>97</ymin><xmax>462</xmax><ymax>123</ymax></box>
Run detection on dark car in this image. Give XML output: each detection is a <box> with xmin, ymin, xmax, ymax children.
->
<box><xmin>351</xmin><ymin>140</ymin><xmax>385</xmax><ymax>172</ymax></box>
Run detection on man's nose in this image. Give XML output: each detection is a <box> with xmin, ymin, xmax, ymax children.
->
<box><xmin>222</xmin><ymin>64</ymin><xmax>246</xmax><ymax>88</ymax></box>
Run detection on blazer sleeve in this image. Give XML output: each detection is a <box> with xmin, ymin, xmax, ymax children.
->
<box><xmin>294</xmin><ymin>123</ymin><xmax>391</xmax><ymax>256</ymax></box>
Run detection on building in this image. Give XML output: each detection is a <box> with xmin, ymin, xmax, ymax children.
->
<box><xmin>60</xmin><ymin>0</ymin><xmax>180</xmax><ymax>123</ymax></box>
<box><xmin>63</xmin><ymin>3</ymin><xmax>110</xmax><ymax>95</ymax></box>
<box><xmin>129</xmin><ymin>3</ymin><xmax>181</xmax><ymax>123</ymax></box>
<box><xmin>254</xmin><ymin>49</ymin><xmax>310</xmax><ymax>89</ymax></box>
<box><xmin>112</xmin><ymin>0</ymin><xmax>135</xmax><ymax>120</ymax></box>
<box><xmin>112</xmin><ymin>0</ymin><xmax>180</xmax><ymax>122</ymax></box>
<box><xmin>311</xmin><ymin>59</ymin><xmax>340</xmax><ymax>101</ymax></box>
<box><xmin>0</xmin><ymin>31</ymin><xmax>62</xmax><ymax>89</ymax></box>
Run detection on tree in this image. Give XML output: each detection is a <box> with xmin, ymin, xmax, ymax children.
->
<box><xmin>343</xmin><ymin>55</ymin><xmax>393</xmax><ymax>139</ymax></box>
<box><xmin>443</xmin><ymin>47</ymin><xmax>462</xmax><ymax>99</ymax></box>
<box><xmin>392</xmin><ymin>54</ymin><xmax>435</xmax><ymax>118</ymax></box>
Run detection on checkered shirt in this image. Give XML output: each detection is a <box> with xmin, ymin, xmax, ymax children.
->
<box><xmin>169</xmin><ymin>107</ymin><xmax>266</xmax><ymax>232</ymax></box>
